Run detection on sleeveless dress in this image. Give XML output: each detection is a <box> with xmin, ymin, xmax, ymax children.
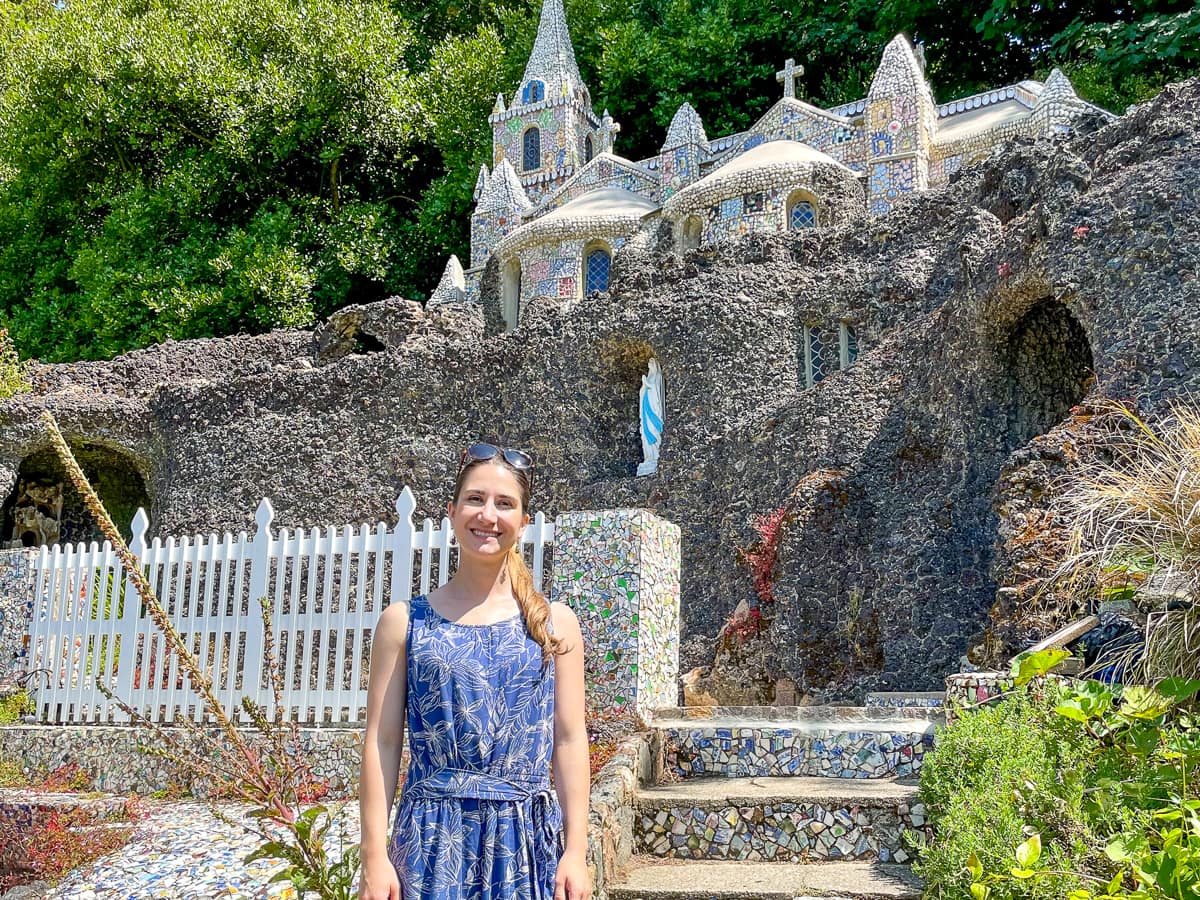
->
<box><xmin>388</xmin><ymin>595</ymin><xmax>563</xmax><ymax>900</ymax></box>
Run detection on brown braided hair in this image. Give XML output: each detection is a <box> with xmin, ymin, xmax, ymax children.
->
<box><xmin>453</xmin><ymin>454</ymin><xmax>565</xmax><ymax>663</ymax></box>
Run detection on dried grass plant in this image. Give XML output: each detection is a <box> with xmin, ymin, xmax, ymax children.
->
<box><xmin>40</xmin><ymin>410</ymin><xmax>358</xmax><ymax>898</ymax></box>
<box><xmin>1048</xmin><ymin>400</ymin><xmax>1200</xmax><ymax>682</ymax></box>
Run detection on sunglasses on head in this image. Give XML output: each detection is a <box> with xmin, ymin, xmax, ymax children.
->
<box><xmin>458</xmin><ymin>442</ymin><xmax>534</xmax><ymax>477</ymax></box>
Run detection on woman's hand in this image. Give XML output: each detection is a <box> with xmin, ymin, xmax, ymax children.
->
<box><xmin>359</xmin><ymin>852</ymin><xmax>401</xmax><ymax>900</ymax></box>
<box><xmin>554</xmin><ymin>849</ymin><xmax>592</xmax><ymax>900</ymax></box>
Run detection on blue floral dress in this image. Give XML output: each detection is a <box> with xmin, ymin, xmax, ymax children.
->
<box><xmin>388</xmin><ymin>595</ymin><xmax>563</xmax><ymax>900</ymax></box>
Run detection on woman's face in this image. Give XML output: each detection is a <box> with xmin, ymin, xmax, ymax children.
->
<box><xmin>449</xmin><ymin>462</ymin><xmax>529</xmax><ymax>562</ymax></box>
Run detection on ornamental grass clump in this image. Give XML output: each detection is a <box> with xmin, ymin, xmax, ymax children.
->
<box><xmin>40</xmin><ymin>410</ymin><xmax>359</xmax><ymax>899</ymax></box>
<box><xmin>1051</xmin><ymin>401</ymin><xmax>1200</xmax><ymax>681</ymax></box>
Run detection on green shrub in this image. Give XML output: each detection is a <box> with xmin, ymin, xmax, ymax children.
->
<box><xmin>0</xmin><ymin>327</ymin><xmax>28</xmax><ymax>399</ymax></box>
<box><xmin>0</xmin><ymin>689</ymin><xmax>31</xmax><ymax>725</ymax></box>
<box><xmin>915</xmin><ymin>686</ymin><xmax>1102</xmax><ymax>898</ymax></box>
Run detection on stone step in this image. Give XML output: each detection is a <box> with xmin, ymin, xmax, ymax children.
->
<box><xmin>609</xmin><ymin>859</ymin><xmax>922</xmax><ymax>900</ymax></box>
<box><xmin>649</xmin><ymin>708</ymin><xmax>939</xmax><ymax>779</ymax></box>
<box><xmin>635</xmin><ymin>777</ymin><xmax>923</xmax><ymax>864</ymax></box>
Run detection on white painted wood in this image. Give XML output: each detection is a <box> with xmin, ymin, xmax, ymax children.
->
<box><xmin>23</xmin><ymin>489</ymin><xmax>554</xmax><ymax>725</ymax></box>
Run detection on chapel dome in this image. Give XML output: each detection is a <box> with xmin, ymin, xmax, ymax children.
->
<box><xmin>662</xmin><ymin>139</ymin><xmax>858</xmax><ymax>218</ymax></box>
<box><xmin>494</xmin><ymin>186</ymin><xmax>660</xmax><ymax>256</ymax></box>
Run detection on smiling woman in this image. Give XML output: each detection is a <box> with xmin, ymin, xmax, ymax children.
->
<box><xmin>358</xmin><ymin>443</ymin><xmax>592</xmax><ymax>900</ymax></box>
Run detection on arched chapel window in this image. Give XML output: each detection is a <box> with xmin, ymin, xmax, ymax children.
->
<box><xmin>789</xmin><ymin>199</ymin><xmax>816</xmax><ymax>230</ymax></box>
<box><xmin>523</xmin><ymin>128</ymin><xmax>541</xmax><ymax>172</ymax></box>
<box><xmin>585</xmin><ymin>246</ymin><xmax>611</xmax><ymax>294</ymax></box>
<box><xmin>585</xmin><ymin>136</ymin><xmax>594</xmax><ymax>163</ymax></box>
<box><xmin>522</xmin><ymin>81</ymin><xmax>545</xmax><ymax>104</ymax></box>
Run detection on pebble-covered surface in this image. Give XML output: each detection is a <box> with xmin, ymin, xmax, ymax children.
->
<box><xmin>663</xmin><ymin>724</ymin><xmax>935</xmax><ymax>779</ymax></box>
<box><xmin>44</xmin><ymin>801</ymin><xmax>361</xmax><ymax>900</ymax></box>
<box><xmin>635</xmin><ymin>796</ymin><xmax>924</xmax><ymax>863</ymax></box>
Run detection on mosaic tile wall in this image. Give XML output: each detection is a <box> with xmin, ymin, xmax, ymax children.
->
<box><xmin>546</xmin><ymin>157</ymin><xmax>659</xmax><ymax>210</ymax></box>
<box><xmin>0</xmin><ymin>549</ymin><xmax>37</xmax><ymax>693</ymax></box>
<box><xmin>743</xmin><ymin>103</ymin><xmax>867</xmax><ymax>175</ymax></box>
<box><xmin>491</xmin><ymin>101</ymin><xmax>590</xmax><ymax>204</ymax></box>
<box><xmin>551</xmin><ymin>509</ymin><xmax>681</xmax><ymax>716</ymax></box>
<box><xmin>662</xmin><ymin>721</ymin><xmax>935</xmax><ymax>779</ymax></box>
<box><xmin>514</xmin><ymin>236</ymin><xmax>628</xmax><ymax>307</ymax></box>
<box><xmin>636</xmin><ymin>795</ymin><xmax>924</xmax><ymax>863</ymax></box>
<box><xmin>864</xmin><ymin>692</ymin><xmax>945</xmax><ymax>709</ymax></box>
<box><xmin>0</xmin><ymin>724</ymin><xmax>367</xmax><ymax>797</ymax></box>
<box><xmin>658</xmin><ymin>144</ymin><xmax>702</xmax><ymax>202</ymax></box>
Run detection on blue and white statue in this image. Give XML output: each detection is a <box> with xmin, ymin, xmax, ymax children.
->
<box><xmin>637</xmin><ymin>358</ymin><xmax>664</xmax><ymax>476</ymax></box>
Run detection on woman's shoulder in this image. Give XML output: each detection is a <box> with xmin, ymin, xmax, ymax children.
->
<box><xmin>548</xmin><ymin>601</ymin><xmax>582</xmax><ymax>637</ymax></box>
<box><xmin>375</xmin><ymin>598</ymin><xmax>413</xmax><ymax>644</ymax></box>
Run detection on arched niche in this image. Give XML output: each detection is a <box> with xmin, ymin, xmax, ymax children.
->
<box><xmin>501</xmin><ymin>257</ymin><xmax>522</xmax><ymax>332</ymax></box>
<box><xmin>590</xmin><ymin>336</ymin><xmax>658</xmax><ymax>478</ymax></box>
<box><xmin>680</xmin><ymin>215</ymin><xmax>703</xmax><ymax>252</ymax></box>
<box><xmin>1003</xmin><ymin>299</ymin><xmax>1094</xmax><ymax>447</ymax></box>
<box><xmin>1</xmin><ymin>442</ymin><xmax>151</xmax><ymax>548</ymax></box>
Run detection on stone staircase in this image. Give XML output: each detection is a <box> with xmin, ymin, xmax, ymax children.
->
<box><xmin>607</xmin><ymin>699</ymin><xmax>943</xmax><ymax>900</ymax></box>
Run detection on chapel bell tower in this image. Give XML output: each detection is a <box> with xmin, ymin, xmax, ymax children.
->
<box><xmin>488</xmin><ymin>0</ymin><xmax>605</xmax><ymax>203</ymax></box>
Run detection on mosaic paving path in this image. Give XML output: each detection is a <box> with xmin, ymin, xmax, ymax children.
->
<box><xmin>44</xmin><ymin>801</ymin><xmax>360</xmax><ymax>900</ymax></box>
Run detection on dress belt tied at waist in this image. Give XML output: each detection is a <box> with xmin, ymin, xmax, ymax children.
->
<box><xmin>404</xmin><ymin>767</ymin><xmax>553</xmax><ymax>803</ymax></box>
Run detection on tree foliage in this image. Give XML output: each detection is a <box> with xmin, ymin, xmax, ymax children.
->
<box><xmin>0</xmin><ymin>0</ymin><xmax>1196</xmax><ymax>361</ymax></box>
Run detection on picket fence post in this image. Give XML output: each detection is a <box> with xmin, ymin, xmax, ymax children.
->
<box><xmin>242</xmin><ymin>498</ymin><xmax>275</xmax><ymax>708</ymax></box>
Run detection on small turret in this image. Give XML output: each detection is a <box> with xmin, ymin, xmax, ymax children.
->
<box><xmin>865</xmin><ymin>35</ymin><xmax>938</xmax><ymax>214</ymax></box>
<box><xmin>428</xmin><ymin>255</ymin><xmax>468</xmax><ymax>306</ymax></box>
<box><xmin>659</xmin><ymin>102</ymin><xmax>709</xmax><ymax>200</ymax></box>
<box><xmin>1030</xmin><ymin>68</ymin><xmax>1088</xmax><ymax>134</ymax></box>
<box><xmin>470</xmin><ymin>160</ymin><xmax>533</xmax><ymax>268</ymax></box>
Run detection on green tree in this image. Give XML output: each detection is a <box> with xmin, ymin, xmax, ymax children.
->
<box><xmin>0</xmin><ymin>0</ymin><xmax>423</xmax><ymax>360</ymax></box>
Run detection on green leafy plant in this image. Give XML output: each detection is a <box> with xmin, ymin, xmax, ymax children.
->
<box><xmin>0</xmin><ymin>326</ymin><xmax>28</xmax><ymax>399</ymax></box>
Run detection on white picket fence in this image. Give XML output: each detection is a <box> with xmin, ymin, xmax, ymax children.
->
<box><xmin>24</xmin><ymin>488</ymin><xmax>554</xmax><ymax>726</ymax></box>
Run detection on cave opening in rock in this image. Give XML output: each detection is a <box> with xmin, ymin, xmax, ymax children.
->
<box><xmin>1004</xmin><ymin>299</ymin><xmax>1095</xmax><ymax>448</ymax></box>
<box><xmin>1</xmin><ymin>443</ymin><xmax>151</xmax><ymax>548</ymax></box>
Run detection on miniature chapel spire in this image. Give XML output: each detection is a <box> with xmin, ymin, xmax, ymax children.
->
<box><xmin>520</xmin><ymin>0</ymin><xmax>589</xmax><ymax>103</ymax></box>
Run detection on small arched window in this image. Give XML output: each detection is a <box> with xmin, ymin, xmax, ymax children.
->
<box><xmin>789</xmin><ymin>200</ymin><xmax>816</xmax><ymax>230</ymax></box>
<box><xmin>585</xmin><ymin>136</ymin><xmax>594</xmax><ymax>163</ymax></box>
<box><xmin>585</xmin><ymin>246</ymin><xmax>611</xmax><ymax>294</ymax></box>
<box><xmin>522</xmin><ymin>81</ymin><xmax>545</xmax><ymax>104</ymax></box>
<box><xmin>681</xmin><ymin>216</ymin><xmax>702</xmax><ymax>251</ymax></box>
<box><xmin>522</xmin><ymin>128</ymin><xmax>541</xmax><ymax>173</ymax></box>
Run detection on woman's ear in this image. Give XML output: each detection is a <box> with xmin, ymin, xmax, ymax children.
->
<box><xmin>447</xmin><ymin>499</ymin><xmax>456</xmax><ymax>518</ymax></box>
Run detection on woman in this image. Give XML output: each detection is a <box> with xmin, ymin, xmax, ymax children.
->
<box><xmin>359</xmin><ymin>443</ymin><xmax>591</xmax><ymax>900</ymax></box>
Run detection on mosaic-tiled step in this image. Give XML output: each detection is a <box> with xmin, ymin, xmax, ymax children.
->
<box><xmin>609</xmin><ymin>858</ymin><xmax>922</xmax><ymax>900</ymax></box>
<box><xmin>650</xmin><ymin>708</ymin><xmax>939</xmax><ymax>779</ymax></box>
<box><xmin>635</xmin><ymin>777</ymin><xmax>923</xmax><ymax>863</ymax></box>
<box><xmin>864</xmin><ymin>692</ymin><xmax>945</xmax><ymax>710</ymax></box>
<box><xmin>0</xmin><ymin>788</ymin><xmax>133</xmax><ymax>830</ymax></box>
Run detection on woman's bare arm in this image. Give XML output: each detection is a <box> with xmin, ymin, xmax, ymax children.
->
<box><xmin>550</xmin><ymin>602</ymin><xmax>592</xmax><ymax>900</ymax></box>
<box><xmin>359</xmin><ymin>600</ymin><xmax>409</xmax><ymax>899</ymax></box>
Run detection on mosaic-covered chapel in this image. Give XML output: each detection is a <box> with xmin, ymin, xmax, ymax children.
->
<box><xmin>426</xmin><ymin>0</ymin><xmax>1111</xmax><ymax>329</ymax></box>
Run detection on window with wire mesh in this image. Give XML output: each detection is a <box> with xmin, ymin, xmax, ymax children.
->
<box><xmin>805</xmin><ymin>325</ymin><xmax>829</xmax><ymax>387</ymax></box>
<box><xmin>585</xmin><ymin>248</ymin><xmax>611</xmax><ymax>294</ymax></box>
<box><xmin>523</xmin><ymin>128</ymin><xmax>541</xmax><ymax>172</ymax></box>
<box><xmin>790</xmin><ymin>200</ymin><xmax>816</xmax><ymax>230</ymax></box>
<box><xmin>840</xmin><ymin>322</ymin><xmax>859</xmax><ymax>368</ymax></box>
